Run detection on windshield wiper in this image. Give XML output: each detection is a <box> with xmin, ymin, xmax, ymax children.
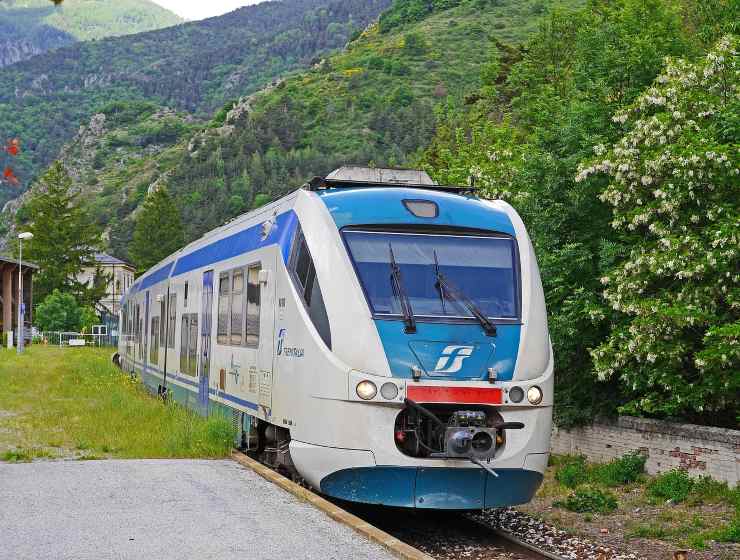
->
<box><xmin>435</xmin><ymin>271</ymin><xmax>497</xmax><ymax>337</ymax></box>
<box><xmin>389</xmin><ymin>243</ymin><xmax>416</xmax><ymax>333</ymax></box>
<box><xmin>433</xmin><ymin>250</ymin><xmax>446</xmax><ymax>314</ymax></box>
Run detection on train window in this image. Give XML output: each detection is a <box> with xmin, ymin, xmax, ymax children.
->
<box><xmin>217</xmin><ymin>273</ymin><xmax>230</xmax><ymax>344</ymax></box>
<box><xmin>289</xmin><ymin>228</ymin><xmax>331</xmax><ymax>349</ymax></box>
<box><xmin>245</xmin><ymin>265</ymin><xmax>261</xmax><ymax>347</ymax></box>
<box><xmin>231</xmin><ymin>270</ymin><xmax>244</xmax><ymax>345</ymax></box>
<box><xmin>188</xmin><ymin>314</ymin><xmax>198</xmax><ymax>375</ymax></box>
<box><xmin>168</xmin><ymin>294</ymin><xmax>177</xmax><ymax>349</ymax></box>
<box><xmin>150</xmin><ymin>317</ymin><xmax>159</xmax><ymax>364</ymax></box>
<box><xmin>344</xmin><ymin>231</ymin><xmax>519</xmax><ymax>320</ymax></box>
<box><xmin>160</xmin><ymin>301</ymin><xmax>166</xmax><ymax>346</ymax></box>
<box><xmin>179</xmin><ymin>313</ymin><xmax>199</xmax><ymax>375</ymax></box>
<box><xmin>184</xmin><ymin>281</ymin><xmax>189</xmax><ymax>308</ymax></box>
<box><xmin>180</xmin><ymin>315</ymin><xmax>189</xmax><ymax>373</ymax></box>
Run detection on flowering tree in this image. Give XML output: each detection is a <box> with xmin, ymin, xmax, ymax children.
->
<box><xmin>577</xmin><ymin>36</ymin><xmax>739</xmax><ymax>420</ymax></box>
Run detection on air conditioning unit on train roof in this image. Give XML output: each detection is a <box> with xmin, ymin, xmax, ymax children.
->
<box><xmin>325</xmin><ymin>166</ymin><xmax>436</xmax><ymax>186</ymax></box>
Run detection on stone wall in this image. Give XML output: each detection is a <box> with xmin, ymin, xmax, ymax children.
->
<box><xmin>551</xmin><ymin>416</ymin><xmax>739</xmax><ymax>487</ymax></box>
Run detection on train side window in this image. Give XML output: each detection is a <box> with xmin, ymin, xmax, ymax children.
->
<box><xmin>188</xmin><ymin>314</ymin><xmax>198</xmax><ymax>375</ymax></box>
<box><xmin>245</xmin><ymin>264</ymin><xmax>261</xmax><ymax>347</ymax></box>
<box><xmin>160</xmin><ymin>300</ymin><xmax>166</xmax><ymax>346</ymax></box>
<box><xmin>290</xmin><ymin>228</ymin><xmax>331</xmax><ymax>349</ymax></box>
<box><xmin>231</xmin><ymin>270</ymin><xmax>244</xmax><ymax>345</ymax></box>
<box><xmin>217</xmin><ymin>273</ymin><xmax>230</xmax><ymax>344</ymax></box>
<box><xmin>168</xmin><ymin>293</ymin><xmax>177</xmax><ymax>349</ymax></box>
<box><xmin>180</xmin><ymin>315</ymin><xmax>189</xmax><ymax>373</ymax></box>
<box><xmin>150</xmin><ymin>317</ymin><xmax>159</xmax><ymax>364</ymax></box>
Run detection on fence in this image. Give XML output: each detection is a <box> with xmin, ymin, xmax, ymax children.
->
<box><xmin>37</xmin><ymin>331</ymin><xmax>118</xmax><ymax>348</ymax></box>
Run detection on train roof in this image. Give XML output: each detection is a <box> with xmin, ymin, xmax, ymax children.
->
<box><xmin>307</xmin><ymin>166</ymin><xmax>476</xmax><ymax>195</ymax></box>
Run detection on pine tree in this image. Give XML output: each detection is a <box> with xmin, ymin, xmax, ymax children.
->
<box><xmin>17</xmin><ymin>161</ymin><xmax>103</xmax><ymax>304</ymax></box>
<box><xmin>129</xmin><ymin>187</ymin><xmax>184</xmax><ymax>274</ymax></box>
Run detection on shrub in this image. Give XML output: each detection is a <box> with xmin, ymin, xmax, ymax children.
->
<box><xmin>554</xmin><ymin>485</ymin><xmax>618</xmax><ymax>513</ymax></box>
<box><xmin>591</xmin><ymin>452</ymin><xmax>646</xmax><ymax>486</ymax></box>
<box><xmin>688</xmin><ymin>475</ymin><xmax>737</xmax><ymax>506</ymax></box>
<box><xmin>709</xmin><ymin>515</ymin><xmax>740</xmax><ymax>543</ymax></box>
<box><xmin>648</xmin><ymin>469</ymin><xmax>694</xmax><ymax>503</ymax></box>
<box><xmin>555</xmin><ymin>455</ymin><xmax>589</xmax><ymax>488</ymax></box>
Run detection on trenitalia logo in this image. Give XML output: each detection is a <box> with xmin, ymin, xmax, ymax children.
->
<box><xmin>433</xmin><ymin>345</ymin><xmax>474</xmax><ymax>373</ymax></box>
<box><xmin>277</xmin><ymin>329</ymin><xmax>286</xmax><ymax>355</ymax></box>
<box><xmin>276</xmin><ymin>329</ymin><xmax>304</xmax><ymax>358</ymax></box>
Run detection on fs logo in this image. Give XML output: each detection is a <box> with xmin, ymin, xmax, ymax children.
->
<box><xmin>433</xmin><ymin>345</ymin><xmax>474</xmax><ymax>373</ymax></box>
<box><xmin>277</xmin><ymin>328</ymin><xmax>286</xmax><ymax>356</ymax></box>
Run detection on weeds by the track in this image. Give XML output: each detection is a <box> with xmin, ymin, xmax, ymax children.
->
<box><xmin>529</xmin><ymin>453</ymin><xmax>740</xmax><ymax>555</ymax></box>
<box><xmin>0</xmin><ymin>346</ymin><xmax>234</xmax><ymax>460</ymax></box>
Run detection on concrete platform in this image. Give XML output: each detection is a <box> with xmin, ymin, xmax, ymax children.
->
<box><xmin>0</xmin><ymin>459</ymin><xmax>396</xmax><ymax>560</ymax></box>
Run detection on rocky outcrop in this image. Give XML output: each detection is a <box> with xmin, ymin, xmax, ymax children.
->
<box><xmin>0</xmin><ymin>40</ymin><xmax>46</xmax><ymax>68</ymax></box>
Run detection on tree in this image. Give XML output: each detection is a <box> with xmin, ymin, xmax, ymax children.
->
<box><xmin>129</xmin><ymin>187</ymin><xmax>184</xmax><ymax>274</ymax></box>
<box><xmin>578</xmin><ymin>36</ymin><xmax>739</xmax><ymax>423</ymax></box>
<box><xmin>35</xmin><ymin>290</ymin><xmax>83</xmax><ymax>333</ymax></box>
<box><xmin>17</xmin><ymin>162</ymin><xmax>103</xmax><ymax>304</ymax></box>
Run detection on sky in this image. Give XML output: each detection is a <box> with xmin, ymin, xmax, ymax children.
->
<box><xmin>150</xmin><ymin>0</ymin><xmax>264</xmax><ymax>21</ymax></box>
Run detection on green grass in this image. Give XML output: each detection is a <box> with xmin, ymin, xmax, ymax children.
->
<box><xmin>0</xmin><ymin>346</ymin><xmax>234</xmax><ymax>460</ymax></box>
<box><xmin>554</xmin><ymin>452</ymin><xmax>646</xmax><ymax>489</ymax></box>
<box><xmin>1</xmin><ymin>447</ymin><xmax>56</xmax><ymax>463</ymax></box>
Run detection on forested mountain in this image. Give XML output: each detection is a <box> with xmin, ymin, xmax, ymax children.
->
<box><xmin>0</xmin><ymin>0</ymin><xmax>182</xmax><ymax>67</ymax></box>
<box><xmin>4</xmin><ymin>0</ymin><xmax>571</xmax><ymax>251</ymax></box>
<box><xmin>0</xmin><ymin>0</ymin><xmax>391</xmax><ymax>205</ymax></box>
<box><xmin>151</xmin><ymin>0</ymin><xmax>571</xmax><ymax>241</ymax></box>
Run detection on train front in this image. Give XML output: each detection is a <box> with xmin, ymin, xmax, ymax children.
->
<box><xmin>287</xmin><ymin>169</ymin><xmax>552</xmax><ymax>510</ymax></box>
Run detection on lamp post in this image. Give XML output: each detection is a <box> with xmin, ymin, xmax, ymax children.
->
<box><xmin>17</xmin><ymin>232</ymin><xmax>33</xmax><ymax>354</ymax></box>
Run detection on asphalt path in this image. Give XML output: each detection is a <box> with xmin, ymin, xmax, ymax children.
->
<box><xmin>0</xmin><ymin>459</ymin><xmax>395</xmax><ymax>560</ymax></box>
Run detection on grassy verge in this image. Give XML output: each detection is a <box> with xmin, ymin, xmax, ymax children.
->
<box><xmin>0</xmin><ymin>346</ymin><xmax>234</xmax><ymax>460</ymax></box>
<box><xmin>521</xmin><ymin>453</ymin><xmax>739</xmax><ymax>558</ymax></box>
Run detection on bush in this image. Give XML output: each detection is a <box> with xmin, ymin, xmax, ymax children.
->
<box><xmin>710</xmin><ymin>515</ymin><xmax>740</xmax><ymax>543</ymax></box>
<box><xmin>648</xmin><ymin>469</ymin><xmax>694</xmax><ymax>503</ymax></box>
<box><xmin>555</xmin><ymin>455</ymin><xmax>589</xmax><ymax>488</ymax></box>
<box><xmin>688</xmin><ymin>475</ymin><xmax>737</xmax><ymax>506</ymax></box>
<box><xmin>554</xmin><ymin>485</ymin><xmax>618</xmax><ymax>513</ymax></box>
<box><xmin>591</xmin><ymin>452</ymin><xmax>646</xmax><ymax>487</ymax></box>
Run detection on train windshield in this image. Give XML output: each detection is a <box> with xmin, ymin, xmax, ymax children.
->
<box><xmin>344</xmin><ymin>230</ymin><xmax>518</xmax><ymax>320</ymax></box>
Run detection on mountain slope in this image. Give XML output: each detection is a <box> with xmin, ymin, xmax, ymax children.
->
<box><xmin>0</xmin><ymin>0</ymin><xmax>392</xmax><ymax>203</ymax></box>
<box><xmin>165</xmin><ymin>0</ymin><xmax>577</xmax><ymax>240</ymax></box>
<box><xmin>5</xmin><ymin>0</ymin><xmax>576</xmax><ymax>258</ymax></box>
<box><xmin>0</xmin><ymin>0</ymin><xmax>182</xmax><ymax>67</ymax></box>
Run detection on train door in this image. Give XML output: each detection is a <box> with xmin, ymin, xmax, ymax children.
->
<box><xmin>199</xmin><ymin>270</ymin><xmax>214</xmax><ymax>415</ymax></box>
<box><xmin>143</xmin><ymin>291</ymin><xmax>150</xmax><ymax>373</ymax></box>
<box><xmin>258</xmin><ymin>253</ymin><xmax>277</xmax><ymax>419</ymax></box>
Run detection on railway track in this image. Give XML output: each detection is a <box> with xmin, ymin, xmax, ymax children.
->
<box><xmin>233</xmin><ymin>450</ymin><xmax>559</xmax><ymax>560</ymax></box>
<box><xmin>345</xmin><ymin>504</ymin><xmax>560</xmax><ymax>560</ymax></box>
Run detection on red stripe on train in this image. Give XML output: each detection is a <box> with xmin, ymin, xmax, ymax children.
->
<box><xmin>406</xmin><ymin>385</ymin><xmax>503</xmax><ymax>405</ymax></box>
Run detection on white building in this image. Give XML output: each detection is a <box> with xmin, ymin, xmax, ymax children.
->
<box><xmin>78</xmin><ymin>253</ymin><xmax>135</xmax><ymax>316</ymax></box>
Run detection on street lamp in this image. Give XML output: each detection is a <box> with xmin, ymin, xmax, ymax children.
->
<box><xmin>17</xmin><ymin>232</ymin><xmax>33</xmax><ymax>354</ymax></box>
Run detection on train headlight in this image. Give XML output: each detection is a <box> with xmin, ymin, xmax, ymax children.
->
<box><xmin>356</xmin><ymin>380</ymin><xmax>377</xmax><ymax>400</ymax></box>
<box><xmin>380</xmin><ymin>382</ymin><xmax>399</xmax><ymax>400</ymax></box>
<box><xmin>509</xmin><ymin>386</ymin><xmax>524</xmax><ymax>403</ymax></box>
<box><xmin>527</xmin><ymin>386</ymin><xmax>543</xmax><ymax>405</ymax></box>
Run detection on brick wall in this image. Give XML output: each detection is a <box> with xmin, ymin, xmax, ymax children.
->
<box><xmin>551</xmin><ymin>416</ymin><xmax>739</xmax><ymax>487</ymax></box>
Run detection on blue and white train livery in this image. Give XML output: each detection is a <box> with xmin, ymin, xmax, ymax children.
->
<box><xmin>116</xmin><ymin>167</ymin><xmax>553</xmax><ymax>510</ymax></box>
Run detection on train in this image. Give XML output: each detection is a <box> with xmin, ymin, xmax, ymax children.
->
<box><xmin>116</xmin><ymin>166</ymin><xmax>553</xmax><ymax>510</ymax></box>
